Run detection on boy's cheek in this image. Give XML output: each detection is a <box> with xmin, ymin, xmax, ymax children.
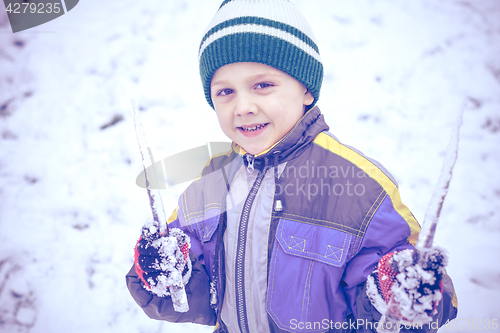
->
<box><xmin>217</xmin><ymin>120</ymin><xmax>237</xmax><ymax>141</ymax></box>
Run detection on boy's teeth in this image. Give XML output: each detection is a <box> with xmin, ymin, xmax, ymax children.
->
<box><xmin>242</xmin><ymin>124</ymin><xmax>266</xmax><ymax>131</ymax></box>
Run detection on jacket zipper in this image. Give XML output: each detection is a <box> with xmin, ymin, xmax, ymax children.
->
<box><xmin>235</xmin><ymin>159</ymin><xmax>267</xmax><ymax>333</ymax></box>
<box><xmin>246</xmin><ymin>154</ymin><xmax>255</xmax><ymax>173</ymax></box>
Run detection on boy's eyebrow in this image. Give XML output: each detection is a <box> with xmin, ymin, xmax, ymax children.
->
<box><xmin>211</xmin><ymin>79</ymin><xmax>227</xmax><ymax>87</ymax></box>
<box><xmin>247</xmin><ymin>73</ymin><xmax>280</xmax><ymax>80</ymax></box>
<box><xmin>211</xmin><ymin>73</ymin><xmax>281</xmax><ymax>87</ymax></box>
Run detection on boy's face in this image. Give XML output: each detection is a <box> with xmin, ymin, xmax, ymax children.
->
<box><xmin>211</xmin><ymin>62</ymin><xmax>314</xmax><ymax>155</ymax></box>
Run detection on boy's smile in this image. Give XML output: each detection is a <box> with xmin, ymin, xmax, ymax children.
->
<box><xmin>210</xmin><ymin>62</ymin><xmax>314</xmax><ymax>155</ymax></box>
<box><xmin>238</xmin><ymin>123</ymin><xmax>268</xmax><ymax>137</ymax></box>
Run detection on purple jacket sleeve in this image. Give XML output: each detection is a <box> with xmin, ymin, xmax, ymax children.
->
<box><xmin>342</xmin><ymin>195</ymin><xmax>458</xmax><ymax>332</ymax></box>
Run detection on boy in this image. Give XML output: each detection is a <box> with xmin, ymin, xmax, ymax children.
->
<box><xmin>126</xmin><ymin>1</ymin><xmax>458</xmax><ymax>332</ymax></box>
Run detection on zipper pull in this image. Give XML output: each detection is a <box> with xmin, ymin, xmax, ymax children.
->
<box><xmin>210</xmin><ymin>280</ymin><xmax>218</xmax><ymax>306</ymax></box>
<box><xmin>246</xmin><ymin>154</ymin><xmax>255</xmax><ymax>173</ymax></box>
<box><xmin>274</xmin><ymin>199</ymin><xmax>283</xmax><ymax>212</ymax></box>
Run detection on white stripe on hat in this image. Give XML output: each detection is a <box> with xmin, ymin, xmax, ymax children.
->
<box><xmin>203</xmin><ymin>0</ymin><xmax>318</xmax><ymax>44</ymax></box>
<box><xmin>199</xmin><ymin>23</ymin><xmax>322</xmax><ymax>63</ymax></box>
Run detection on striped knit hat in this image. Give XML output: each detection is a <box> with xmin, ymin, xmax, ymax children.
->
<box><xmin>199</xmin><ymin>0</ymin><xmax>323</xmax><ymax>110</ymax></box>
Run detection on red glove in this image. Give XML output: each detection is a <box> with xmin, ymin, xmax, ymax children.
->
<box><xmin>367</xmin><ymin>248</ymin><xmax>447</xmax><ymax>324</ymax></box>
<box><xmin>134</xmin><ymin>221</ymin><xmax>191</xmax><ymax>297</ymax></box>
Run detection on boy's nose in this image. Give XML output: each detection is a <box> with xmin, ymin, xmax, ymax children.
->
<box><xmin>234</xmin><ymin>93</ymin><xmax>258</xmax><ymax>117</ymax></box>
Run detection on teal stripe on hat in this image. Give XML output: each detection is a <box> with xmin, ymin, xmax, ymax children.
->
<box><xmin>199</xmin><ymin>16</ymin><xmax>320</xmax><ymax>55</ymax></box>
<box><xmin>218</xmin><ymin>0</ymin><xmax>234</xmax><ymax>9</ymax></box>
<box><xmin>199</xmin><ymin>32</ymin><xmax>323</xmax><ymax>109</ymax></box>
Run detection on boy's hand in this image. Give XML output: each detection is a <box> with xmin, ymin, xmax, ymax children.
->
<box><xmin>367</xmin><ymin>248</ymin><xmax>447</xmax><ymax>324</ymax></box>
<box><xmin>134</xmin><ymin>221</ymin><xmax>191</xmax><ymax>298</ymax></box>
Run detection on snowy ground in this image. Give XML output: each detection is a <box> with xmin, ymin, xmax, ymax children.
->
<box><xmin>0</xmin><ymin>0</ymin><xmax>499</xmax><ymax>332</ymax></box>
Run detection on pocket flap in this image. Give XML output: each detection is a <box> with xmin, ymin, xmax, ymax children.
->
<box><xmin>276</xmin><ymin>219</ymin><xmax>351</xmax><ymax>267</ymax></box>
<box><xmin>186</xmin><ymin>215</ymin><xmax>219</xmax><ymax>243</ymax></box>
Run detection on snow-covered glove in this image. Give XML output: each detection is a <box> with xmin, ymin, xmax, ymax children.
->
<box><xmin>366</xmin><ymin>248</ymin><xmax>447</xmax><ymax>324</ymax></box>
<box><xmin>134</xmin><ymin>221</ymin><xmax>192</xmax><ymax>297</ymax></box>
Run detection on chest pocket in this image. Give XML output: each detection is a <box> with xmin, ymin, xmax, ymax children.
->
<box><xmin>186</xmin><ymin>214</ymin><xmax>219</xmax><ymax>243</ymax></box>
<box><xmin>267</xmin><ymin>219</ymin><xmax>352</xmax><ymax>333</ymax></box>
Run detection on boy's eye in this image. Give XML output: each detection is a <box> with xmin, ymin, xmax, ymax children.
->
<box><xmin>217</xmin><ymin>88</ymin><xmax>234</xmax><ymax>96</ymax></box>
<box><xmin>255</xmin><ymin>82</ymin><xmax>274</xmax><ymax>89</ymax></box>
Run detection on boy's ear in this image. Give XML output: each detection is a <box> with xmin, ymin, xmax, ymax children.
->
<box><xmin>303</xmin><ymin>88</ymin><xmax>314</xmax><ymax>106</ymax></box>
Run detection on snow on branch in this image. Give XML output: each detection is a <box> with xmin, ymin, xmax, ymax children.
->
<box><xmin>417</xmin><ymin>101</ymin><xmax>466</xmax><ymax>249</ymax></box>
<box><xmin>131</xmin><ymin>99</ymin><xmax>168</xmax><ymax>236</ymax></box>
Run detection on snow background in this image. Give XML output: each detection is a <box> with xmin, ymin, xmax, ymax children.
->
<box><xmin>0</xmin><ymin>0</ymin><xmax>499</xmax><ymax>332</ymax></box>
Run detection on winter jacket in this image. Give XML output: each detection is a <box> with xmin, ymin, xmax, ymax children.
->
<box><xmin>126</xmin><ymin>106</ymin><xmax>458</xmax><ymax>333</ymax></box>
